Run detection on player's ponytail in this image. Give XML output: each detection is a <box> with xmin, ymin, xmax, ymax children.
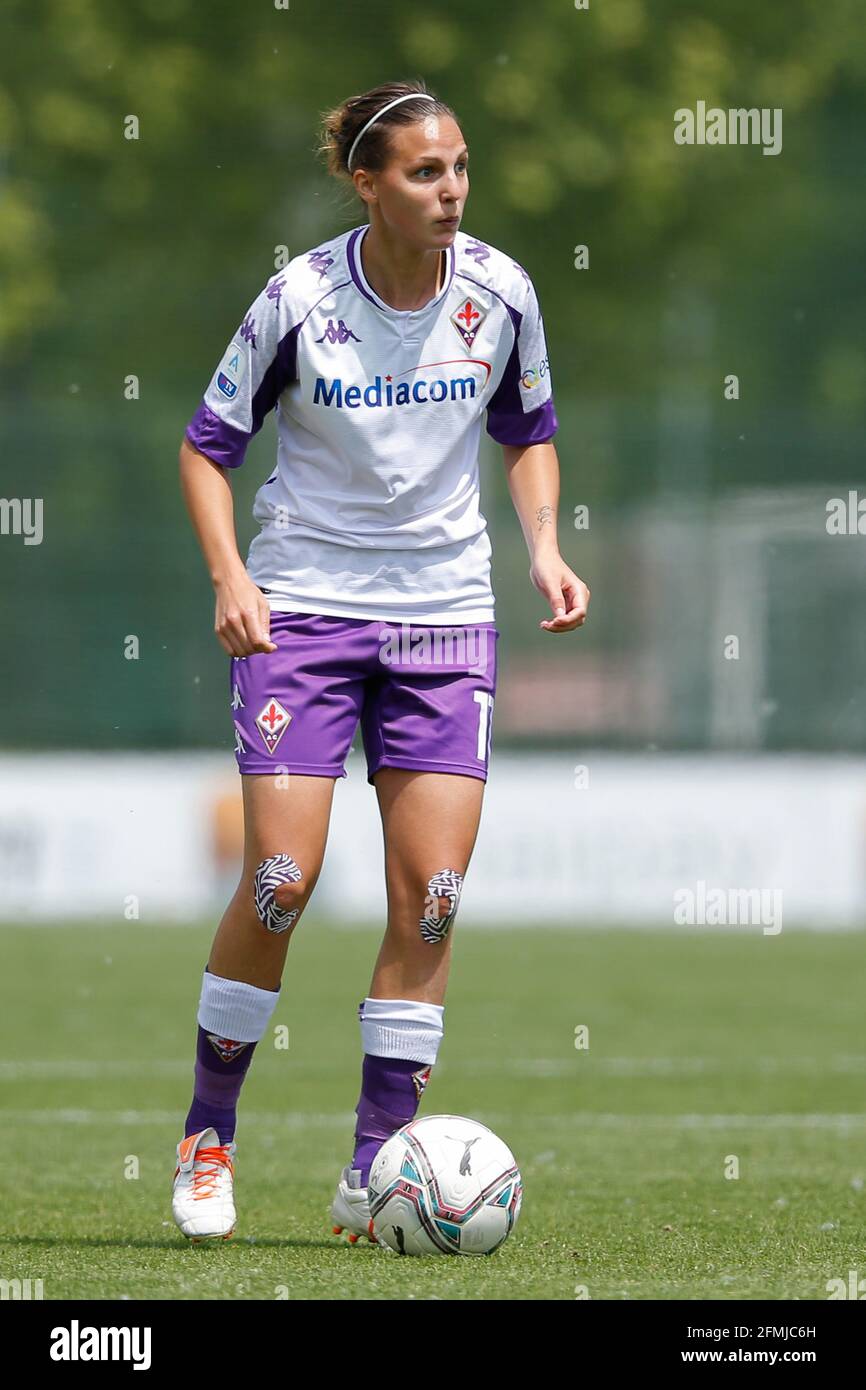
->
<box><xmin>318</xmin><ymin>80</ymin><xmax>455</xmax><ymax>184</ymax></box>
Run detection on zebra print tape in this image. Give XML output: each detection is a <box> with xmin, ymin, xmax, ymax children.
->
<box><xmin>419</xmin><ymin>868</ymin><xmax>464</xmax><ymax>945</ymax></box>
<box><xmin>253</xmin><ymin>854</ymin><xmax>303</xmax><ymax>934</ymax></box>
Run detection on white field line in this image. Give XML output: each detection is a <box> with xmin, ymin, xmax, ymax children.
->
<box><xmin>498</xmin><ymin>1056</ymin><xmax>866</xmax><ymax>1078</ymax></box>
<box><xmin>1</xmin><ymin>1109</ymin><xmax>864</xmax><ymax>1131</ymax></box>
<box><xmin>0</xmin><ymin>1109</ymin><xmax>355</xmax><ymax>1127</ymax></box>
<box><xmin>0</xmin><ymin>1061</ymin><xmax>192</xmax><ymax>1080</ymax></box>
<box><xmin>0</xmin><ymin>1056</ymin><xmax>865</xmax><ymax>1081</ymax></box>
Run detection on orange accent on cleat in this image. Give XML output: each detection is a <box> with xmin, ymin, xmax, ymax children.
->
<box><xmin>348</xmin><ymin>1233</ymin><xmax>359</xmax><ymax>1244</ymax></box>
<box><xmin>332</xmin><ymin>1225</ymin><xmax>343</xmax><ymax>1234</ymax></box>
<box><xmin>367</xmin><ymin>1220</ymin><xmax>377</xmax><ymax>1243</ymax></box>
<box><xmin>178</xmin><ymin>1133</ymin><xmax>201</xmax><ymax>1167</ymax></box>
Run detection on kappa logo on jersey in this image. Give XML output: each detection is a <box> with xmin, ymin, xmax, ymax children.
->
<box><xmin>315</xmin><ymin>317</ymin><xmax>361</xmax><ymax>345</ymax></box>
<box><xmin>217</xmin><ymin>344</ymin><xmax>246</xmax><ymax>399</ymax></box>
<box><xmin>465</xmin><ymin>239</ymin><xmax>491</xmax><ymax>266</ymax></box>
<box><xmin>206</xmin><ymin>1033</ymin><xmax>249</xmax><ymax>1063</ymax></box>
<box><xmin>266</xmin><ymin>275</ymin><xmax>286</xmax><ymax>306</ymax></box>
<box><xmin>308</xmin><ymin>248</ymin><xmax>335</xmax><ymax>281</ymax></box>
<box><xmin>238</xmin><ymin>314</ymin><xmax>257</xmax><ymax>349</ymax></box>
<box><xmin>450</xmin><ymin>296</ymin><xmax>486</xmax><ymax>350</ymax></box>
<box><xmin>255</xmin><ymin>697</ymin><xmax>292</xmax><ymax>754</ymax></box>
<box><xmin>411</xmin><ymin>1064</ymin><xmax>432</xmax><ymax>1099</ymax></box>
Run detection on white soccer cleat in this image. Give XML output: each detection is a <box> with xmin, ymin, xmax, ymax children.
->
<box><xmin>330</xmin><ymin>1164</ymin><xmax>382</xmax><ymax>1246</ymax></box>
<box><xmin>172</xmin><ymin>1127</ymin><xmax>236</xmax><ymax>1241</ymax></box>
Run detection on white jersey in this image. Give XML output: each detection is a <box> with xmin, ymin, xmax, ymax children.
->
<box><xmin>185</xmin><ymin>223</ymin><xmax>557</xmax><ymax>624</ymax></box>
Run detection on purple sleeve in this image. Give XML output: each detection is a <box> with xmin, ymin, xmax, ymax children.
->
<box><xmin>184</xmin><ymin>402</ymin><xmax>253</xmax><ymax>469</ymax></box>
<box><xmin>485</xmin><ymin>282</ymin><xmax>557</xmax><ymax>447</ymax></box>
<box><xmin>184</xmin><ymin>275</ymin><xmax>301</xmax><ymax>469</ymax></box>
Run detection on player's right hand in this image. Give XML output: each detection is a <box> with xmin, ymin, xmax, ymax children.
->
<box><xmin>213</xmin><ymin>572</ymin><xmax>278</xmax><ymax>657</ymax></box>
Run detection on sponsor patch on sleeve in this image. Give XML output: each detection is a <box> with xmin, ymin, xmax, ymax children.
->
<box><xmin>520</xmin><ymin>356</ymin><xmax>550</xmax><ymax>395</ymax></box>
<box><xmin>216</xmin><ymin>343</ymin><xmax>247</xmax><ymax>400</ymax></box>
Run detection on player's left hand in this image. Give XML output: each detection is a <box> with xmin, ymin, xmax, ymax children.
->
<box><xmin>530</xmin><ymin>554</ymin><xmax>591</xmax><ymax>632</ymax></box>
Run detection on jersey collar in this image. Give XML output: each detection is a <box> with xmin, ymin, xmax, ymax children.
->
<box><xmin>347</xmin><ymin>223</ymin><xmax>456</xmax><ymax>317</ymax></box>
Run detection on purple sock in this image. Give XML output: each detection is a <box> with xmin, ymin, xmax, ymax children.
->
<box><xmin>351</xmin><ymin>1054</ymin><xmax>432</xmax><ymax>1185</ymax></box>
<box><xmin>184</xmin><ymin>1025</ymin><xmax>258</xmax><ymax>1146</ymax></box>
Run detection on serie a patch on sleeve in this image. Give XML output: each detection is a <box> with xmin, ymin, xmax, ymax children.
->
<box><xmin>216</xmin><ymin>342</ymin><xmax>247</xmax><ymax>400</ymax></box>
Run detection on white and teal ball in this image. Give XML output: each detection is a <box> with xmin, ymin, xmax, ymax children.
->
<box><xmin>368</xmin><ymin>1114</ymin><xmax>522</xmax><ymax>1256</ymax></box>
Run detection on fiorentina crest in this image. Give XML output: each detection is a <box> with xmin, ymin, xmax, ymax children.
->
<box><xmin>207</xmin><ymin>1034</ymin><xmax>249</xmax><ymax>1063</ymax></box>
<box><xmin>255</xmin><ymin>697</ymin><xmax>292</xmax><ymax>754</ymax></box>
<box><xmin>450</xmin><ymin>295</ymin><xmax>486</xmax><ymax>350</ymax></box>
<box><xmin>412</xmin><ymin>1064</ymin><xmax>432</xmax><ymax>1099</ymax></box>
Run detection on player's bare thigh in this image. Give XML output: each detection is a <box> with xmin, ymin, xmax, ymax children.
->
<box><xmin>209</xmin><ymin>773</ymin><xmax>337</xmax><ymax>989</ymax></box>
<box><xmin>368</xmin><ymin>768</ymin><xmax>486</xmax><ymax>1004</ymax></box>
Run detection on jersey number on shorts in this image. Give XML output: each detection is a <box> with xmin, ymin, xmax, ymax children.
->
<box><xmin>473</xmin><ymin>691</ymin><xmax>494</xmax><ymax>763</ymax></box>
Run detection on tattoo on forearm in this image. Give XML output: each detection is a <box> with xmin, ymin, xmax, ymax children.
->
<box><xmin>536</xmin><ymin>505</ymin><xmax>553</xmax><ymax>530</ymax></box>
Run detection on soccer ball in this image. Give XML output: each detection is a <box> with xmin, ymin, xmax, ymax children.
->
<box><xmin>367</xmin><ymin>1114</ymin><xmax>522</xmax><ymax>1256</ymax></box>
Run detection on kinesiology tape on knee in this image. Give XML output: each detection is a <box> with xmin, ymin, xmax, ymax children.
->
<box><xmin>419</xmin><ymin>868</ymin><xmax>464</xmax><ymax>945</ymax></box>
<box><xmin>253</xmin><ymin>854</ymin><xmax>303</xmax><ymax>934</ymax></box>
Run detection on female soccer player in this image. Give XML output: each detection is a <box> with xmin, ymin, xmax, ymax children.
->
<box><xmin>174</xmin><ymin>80</ymin><xmax>590</xmax><ymax>1243</ymax></box>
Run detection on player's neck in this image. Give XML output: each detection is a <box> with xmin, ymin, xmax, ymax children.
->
<box><xmin>360</xmin><ymin>224</ymin><xmax>445</xmax><ymax>311</ymax></box>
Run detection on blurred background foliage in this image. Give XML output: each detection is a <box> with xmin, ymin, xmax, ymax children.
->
<box><xmin>1</xmin><ymin>0</ymin><xmax>864</xmax><ymax>750</ymax></box>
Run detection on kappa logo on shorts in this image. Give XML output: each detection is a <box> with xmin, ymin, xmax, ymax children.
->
<box><xmin>255</xmin><ymin>697</ymin><xmax>292</xmax><ymax>754</ymax></box>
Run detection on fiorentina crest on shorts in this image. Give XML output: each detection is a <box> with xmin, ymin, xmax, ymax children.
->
<box><xmin>450</xmin><ymin>295</ymin><xmax>486</xmax><ymax>350</ymax></box>
<box><xmin>412</xmin><ymin>1064</ymin><xmax>432</xmax><ymax>1099</ymax></box>
<box><xmin>207</xmin><ymin>1034</ymin><xmax>249</xmax><ymax>1063</ymax></box>
<box><xmin>255</xmin><ymin>697</ymin><xmax>292</xmax><ymax>754</ymax></box>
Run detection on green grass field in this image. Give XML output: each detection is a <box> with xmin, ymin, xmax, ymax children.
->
<box><xmin>1</xmin><ymin>921</ymin><xmax>863</xmax><ymax>1300</ymax></box>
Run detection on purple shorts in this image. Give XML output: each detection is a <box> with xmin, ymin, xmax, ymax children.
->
<box><xmin>230</xmin><ymin>611</ymin><xmax>499</xmax><ymax>783</ymax></box>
